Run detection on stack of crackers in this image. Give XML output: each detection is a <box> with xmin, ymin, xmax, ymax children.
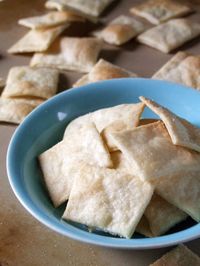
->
<box><xmin>1</xmin><ymin>0</ymin><xmax>200</xmax><ymax>124</ymax></box>
<box><xmin>39</xmin><ymin>96</ymin><xmax>200</xmax><ymax>239</ymax></box>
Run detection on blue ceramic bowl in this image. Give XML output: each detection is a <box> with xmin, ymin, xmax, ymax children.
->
<box><xmin>7</xmin><ymin>78</ymin><xmax>200</xmax><ymax>249</ymax></box>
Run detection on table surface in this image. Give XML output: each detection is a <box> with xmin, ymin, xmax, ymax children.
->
<box><xmin>1</xmin><ymin>1</ymin><xmax>200</xmax><ymax>265</ymax></box>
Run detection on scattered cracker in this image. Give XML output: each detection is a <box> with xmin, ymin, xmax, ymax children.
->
<box><xmin>30</xmin><ymin>37</ymin><xmax>102</xmax><ymax>73</ymax></box>
<box><xmin>153</xmin><ymin>51</ymin><xmax>188</xmax><ymax>80</ymax></box>
<box><xmin>130</xmin><ymin>0</ymin><xmax>192</xmax><ymax>25</ymax></box>
<box><xmin>94</xmin><ymin>15</ymin><xmax>148</xmax><ymax>45</ymax></box>
<box><xmin>1</xmin><ymin>66</ymin><xmax>59</xmax><ymax>100</ymax></box>
<box><xmin>150</xmin><ymin>245</ymin><xmax>200</xmax><ymax>266</ymax></box>
<box><xmin>0</xmin><ymin>98</ymin><xmax>42</xmax><ymax>124</ymax></box>
<box><xmin>18</xmin><ymin>11</ymin><xmax>84</xmax><ymax>29</ymax></box>
<box><xmin>8</xmin><ymin>24</ymin><xmax>67</xmax><ymax>53</ymax></box>
<box><xmin>137</xmin><ymin>18</ymin><xmax>200</xmax><ymax>53</ymax></box>
<box><xmin>73</xmin><ymin>59</ymin><xmax>137</xmax><ymax>88</ymax></box>
<box><xmin>153</xmin><ymin>51</ymin><xmax>200</xmax><ymax>91</ymax></box>
<box><xmin>45</xmin><ymin>0</ymin><xmax>115</xmax><ymax>17</ymax></box>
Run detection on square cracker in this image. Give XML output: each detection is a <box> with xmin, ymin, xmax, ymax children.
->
<box><xmin>153</xmin><ymin>51</ymin><xmax>188</xmax><ymax>80</ymax></box>
<box><xmin>0</xmin><ymin>98</ymin><xmax>43</xmax><ymax>124</ymax></box>
<box><xmin>1</xmin><ymin>66</ymin><xmax>59</xmax><ymax>100</ymax></box>
<box><xmin>153</xmin><ymin>51</ymin><xmax>200</xmax><ymax>91</ymax></box>
<box><xmin>140</xmin><ymin>96</ymin><xmax>200</xmax><ymax>153</ymax></box>
<box><xmin>18</xmin><ymin>11</ymin><xmax>84</xmax><ymax>29</ymax></box>
<box><xmin>94</xmin><ymin>15</ymin><xmax>148</xmax><ymax>45</ymax></box>
<box><xmin>137</xmin><ymin>18</ymin><xmax>200</xmax><ymax>53</ymax></box>
<box><xmin>46</xmin><ymin>0</ymin><xmax>114</xmax><ymax>17</ymax></box>
<box><xmin>63</xmin><ymin>103</ymin><xmax>145</xmax><ymax>151</ymax></box>
<box><xmin>73</xmin><ymin>59</ymin><xmax>138</xmax><ymax>88</ymax></box>
<box><xmin>110</xmin><ymin>151</ymin><xmax>153</xmax><ymax>237</ymax></box>
<box><xmin>63</xmin><ymin>164</ymin><xmax>154</xmax><ymax>238</ymax></box>
<box><xmin>110</xmin><ymin>151</ymin><xmax>187</xmax><ymax>236</ymax></box>
<box><xmin>101</xmin><ymin>103</ymin><xmax>145</xmax><ymax>151</ymax></box>
<box><xmin>144</xmin><ymin>193</ymin><xmax>187</xmax><ymax>236</ymax></box>
<box><xmin>130</xmin><ymin>0</ymin><xmax>192</xmax><ymax>25</ymax></box>
<box><xmin>39</xmin><ymin>122</ymin><xmax>112</xmax><ymax>207</ymax></box>
<box><xmin>110</xmin><ymin>121</ymin><xmax>200</xmax><ymax>182</ymax></box>
<box><xmin>45</xmin><ymin>0</ymin><xmax>98</xmax><ymax>23</ymax></box>
<box><xmin>8</xmin><ymin>24</ymin><xmax>67</xmax><ymax>53</ymax></box>
<box><xmin>30</xmin><ymin>37</ymin><xmax>102</xmax><ymax>73</ymax></box>
<box><xmin>155</xmin><ymin>170</ymin><xmax>200</xmax><ymax>221</ymax></box>
<box><xmin>150</xmin><ymin>245</ymin><xmax>200</xmax><ymax>266</ymax></box>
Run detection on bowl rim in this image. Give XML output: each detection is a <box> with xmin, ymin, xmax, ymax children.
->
<box><xmin>6</xmin><ymin>78</ymin><xmax>200</xmax><ymax>249</ymax></box>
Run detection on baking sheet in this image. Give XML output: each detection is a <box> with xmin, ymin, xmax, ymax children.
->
<box><xmin>1</xmin><ymin>0</ymin><xmax>200</xmax><ymax>265</ymax></box>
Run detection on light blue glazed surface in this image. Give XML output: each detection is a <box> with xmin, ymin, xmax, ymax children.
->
<box><xmin>7</xmin><ymin>78</ymin><xmax>200</xmax><ymax>249</ymax></box>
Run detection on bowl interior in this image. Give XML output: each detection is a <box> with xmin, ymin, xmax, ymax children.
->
<box><xmin>7</xmin><ymin>78</ymin><xmax>200</xmax><ymax>248</ymax></box>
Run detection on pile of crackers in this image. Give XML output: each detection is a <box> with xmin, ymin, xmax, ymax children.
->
<box><xmin>39</xmin><ymin>96</ymin><xmax>200</xmax><ymax>239</ymax></box>
<box><xmin>1</xmin><ymin>0</ymin><xmax>200</xmax><ymax>124</ymax></box>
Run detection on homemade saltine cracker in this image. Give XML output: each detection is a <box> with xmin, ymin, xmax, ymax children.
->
<box><xmin>110</xmin><ymin>121</ymin><xmax>200</xmax><ymax>181</ymax></box>
<box><xmin>144</xmin><ymin>193</ymin><xmax>187</xmax><ymax>236</ymax></box>
<box><xmin>1</xmin><ymin>66</ymin><xmax>59</xmax><ymax>100</ymax></box>
<box><xmin>137</xmin><ymin>18</ymin><xmax>200</xmax><ymax>53</ymax></box>
<box><xmin>92</xmin><ymin>103</ymin><xmax>144</xmax><ymax>133</ymax></box>
<box><xmin>64</xmin><ymin>103</ymin><xmax>145</xmax><ymax>134</ymax></box>
<box><xmin>153</xmin><ymin>51</ymin><xmax>200</xmax><ymax>91</ymax></box>
<box><xmin>63</xmin><ymin>164</ymin><xmax>154</xmax><ymax>238</ymax></box>
<box><xmin>94</xmin><ymin>15</ymin><xmax>148</xmax><ymax>45</ymax></box>
<box><xmin>130</xmin><ymin>0</ymin><xmax>192</xmax><ymax>25</ymax></box>
<box><xmin>88</xmin><ymin>59</ymin><xmax>137</xmax><ymax>81</ymax></box>
<box><xmin>109</xmin><ymin>151</ymin><xmax>187</xmax><ymax>237</ymax></box>
<box><xmin>31</xmin><ymin>37</ymin><xmax>102</xmax><ymax>72</ymax></box>
<box><xmin>0</xmin><ymin>98</ymin><xmax>42</xmax><ymax>124</ymax></box>
<box><xmin>150</xmin><ymin>245</ymin><xmax>200</xmax><ymax>266</ymax></box>
<box><xmin>140</xmin><ymin>96</ymin><xmax>200</xmax><ymax>153</ymax></box>
<box><xmin>18</xmin><ymin>11</ymin><xmax>84</xmax><ymax>29</ymax></box>
<box><xmin>155</xmin><ymin>171</ymin><xmax>200</xmax><ymax>221</ymax></box>
<box><xmin>45</xmin><ymin>0</ymin><xmax>98</xmax><ymax>22</ymax></box>
<box><xmin>73</xmin><ymin>59</ymin><xmax>137</xmax><ymax>87</ymax></box>
<box><xmin>46</xmin><ymin>0</ymin><xmax>114</xmax><ymax>17</ymax></box>
<box><xmin>39</xmin><ymin>122</ymin><xmax>112</xmax><ymax>207</ymax></box>
<box><xmin>153</xmin><ymin>51</ymin><xmax>188</xmax><ymax>80</ymax></box>
<box><xmin>110</xmin><ymin>151</ymin><xmax>152</xmax><ymax>238</ymax></box>
<box><xmin>8</xmin><ymin>24</ymin><xmax>67</xmax><ymax>53</ymax></box>
<box><xmin>64</xmin><ymin>103</ymin><xmax>145</xmax><ymax>151</ymax></box>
